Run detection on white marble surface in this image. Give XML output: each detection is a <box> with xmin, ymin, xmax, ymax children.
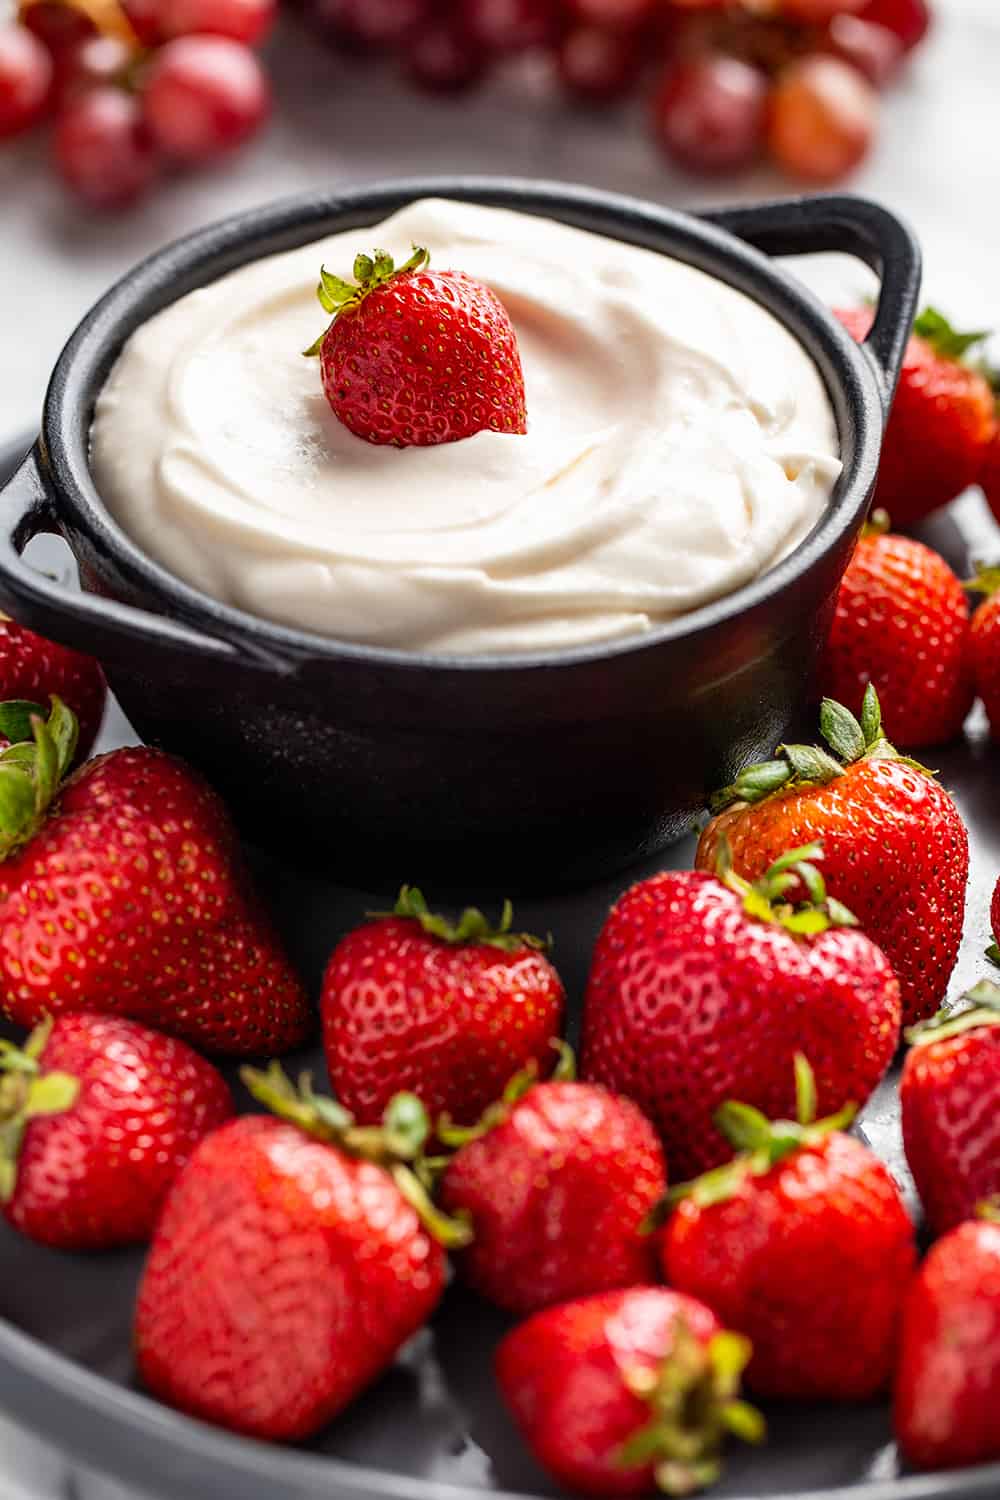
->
<box><xmin>0</xmin><ymin>0</ymin><xmax>999</xmax><ymax>439</ymax></box>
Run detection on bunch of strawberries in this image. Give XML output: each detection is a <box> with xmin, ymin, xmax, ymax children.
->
<box><xmin>1</xmin><ymin>290</ymin><xmax>1000</xmax><ymax>1492</ymax></box>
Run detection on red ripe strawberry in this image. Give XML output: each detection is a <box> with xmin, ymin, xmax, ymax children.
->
<box><xmin>321</xmin><ymin>887</ymin><xmax>564</xmax><ymax>1129</ymax></box>
<box><xmin>901</xmin><ymin>982</ymin><xmax>1000</xmax><ymax>1237</ymax></box>
<box><xmin>0</xmin><ymin>618</ymin><xmax>106</xmax><ymax>761</ymax></box>
<box><xmin>968</xmin><ymin>568</ymin><xmax>1000</xmax><ymax>738</ymax></box>
<box><xmin>835</xmin><ymin>306</ymin><xmax>997</xmax><ymax>527</ymax></box>
<box><xmin>580</xmin><ymin>844</ymin><xmax>899</xmax><ymax>1180</ymax></box>
<box><xmin>981</xmin><ymin>426</ymin><xmax>1000</xmax><ymax>526</ymax></box>
<box><xmin>0</xmin><ymin>699</ymin><xmax>310</xmax><ymax>1054</ymax></box>
<box><xmin>697</xmin><ymin>686</ymin><xmax>969</xmax><ymax>1027</ymax></box>
<box><xmin>305</xmin><ymin>246</ymin><xmax>527</xmax><ymax>447</ymax></box>
<box><xmin>894</xmin><ymin>1212</ymin><xmax>1000</xmax><ymax>1471</ymax></box>
<box><xmin>135</xmin><ymin>1070</ymin><xmax>464</xmax><ymax>1440</ymax></box>
<box><xmin>0</xmin><ymin>1013</ymin><xmax>232</xmax><ymax>1249</ymax></box>
<box><xmin>660</xmin><ymin>1059</ymin><xmax>916</xmax><ymax>1401</ymax></box>
<box><xmin>496</xmin><ymin>1287</ymin><xmax>764</xmax><ymax>1498</ymax></box>
<box><xmin>820</xmin><ymin>521</ymin><xmax>973</xmax><ymax>748</ymax></box>
<box><xmin>438</xmin><ymin>1056</ymin><xmax>667</xmax><ymax>1315</ymax></box>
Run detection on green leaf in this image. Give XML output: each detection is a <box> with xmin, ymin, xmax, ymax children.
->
<box><xmin>820</xmin><ymin>698</ymin><xmax>865</xmax><ymax>764</ymax></box>
<box><xmin>781</xmin><ymin>908</ymin><xmax>832</xmax><ymax>936</ymax></box>
<box><xmin>780</xmin><ymin>744</ymin><xmax>843</xmax><ymax>785</ymax></box>
<box><xmin>617</xmin><ymin>1421</ymin><xmax>666</xmax><ymax>1469</ymax></box>
<box><xmin>714</xmin><ymin>1100</ymin><xmax>773</xmax><ymax>1154</ymax></box>
<box><xmin>913</xmin><ymin>306</ymin><xmax>990</xmax><ymax>361</ymax></box>
<box><xmin>24</xmin><ymin>1072</ymin><xmax>78</xmax><ymax>1119</ymax></box>
<box><xmin>859</xmin><ymin>684</ymin><xmax>883</xmax><ymax>748</ymax></box>
<box><xmin>794</xmin><ymin>1054</ymin><xmax>817</xmax><ymax>1128</ymax></box>
<box><xmin>353</xmin><ymin>252</ymin><xmax>375</xmax><ymax>283</ymax></box>
<box><xmin>987</xmin><ymin>943</ymin><xmax>1000</xmax><ymax>969</ymax></box>
<box><xmin>0</xmin><ymin>764</ymin><xmax>37</xmax><ymax>841</ymax></box>
<box><xmin>46</xmin><ymin>696</ymin><xmax>79</xmax><ymax>779</ymax></box>
<box><xmin>825</xmin><ymin>897</ymin><xmax>859</xmax><ymax>928</ymax></box>
<box><xmin>708</xmin><ymin>1331</ymin><xmax>752</xmax><ymax>1386</ymax></box>
<box><xmin>763</xmin><ymin>843</ymin><xmax>825</xmax><ymax>878</ymax></box>
<box><xmin>319</xmin><ymin>266</ymin><xmax>359</xmax><ymax>306</ymax></box>
<box><xmin>382</xmin><ymin>1091</ymin><xmax>430</xmax><ymax>1158</ymax></box>
<box><xmin>550</xmin><ymin>1038</ymin><xmax>577</xmax><ymax>1081</ymax></box>
<box><xmin>720</xmin><ymin>1401</ymin><xmax>767</xmax><ymax>1445</ymax></box>
<box><xmin>31</xmin><ymin>714</ymin><xmax>58</xmax><ymax>815</ymax></box>
<box><xmin>0</xmin><ymin>701</ymin><xmax>45</xmax><ymax>746</ymax></box>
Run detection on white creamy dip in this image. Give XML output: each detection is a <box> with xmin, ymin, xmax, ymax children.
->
<box><xmin>90</xmin><ymin>198</ymin><xmax>842</xmax><ymax>654</ymax></box>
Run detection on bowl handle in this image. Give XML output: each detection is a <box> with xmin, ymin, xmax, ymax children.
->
<box><xmin>0</xmin><ymin>445</ymin><xmax>290</xmax><ymax>675</ymax></box>
<box><xmin>698</xmin><ymin>195</ymin><xmax>921</xmax><ymax>414</ymax></box>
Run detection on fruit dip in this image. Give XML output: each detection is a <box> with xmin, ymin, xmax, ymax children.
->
<box><xmin>90</xmin><ymin>198</ymin><xmax>842</xmax><ymax>654</ymax></box>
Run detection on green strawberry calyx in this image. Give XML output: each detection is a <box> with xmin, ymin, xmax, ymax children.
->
<box><xmin>241</xmin><ymin>1062</ymin><xmax>473</xmax><ymax>1249</ymax></box>
<box><xmin>303</xmin><ymin>245</ymin><xmax>430</xmax><ymax>358</ymax></box>
<box><xmin>374</xmin><ymin>885</ymin><xmax>551</xmax><ymax>954</ymax></box>
<box><xmin>434</xmin><ymin>1038</ymin><xmax>575</xmax><ymax>1152</ymax></box>
<box><xmin>906</xmin><ymin>979</ymin><xmax>1000</xmax><ymax>1046</ymax></box>
<box><xmin>913</xmin><ymin>307</ymin><xmax>991</xmax><ymax>364</ymax></box>
<box><xmin>0</xmin><ymin>696</ymin><xmax>78</xmax><ymax>861</ymax></box>
<box><xmin>647</xmin><ymin>1057</ymin><xmax>857</xmax><ymax>1223</ymax></box>
<box><xmin>965</xmin><ymin>564</ymin><xmax>1000</xmax><ymax>601</ymax></box>
<box><xmin>720</xmin><ymin>840</ymin><xmax>859</xmax><ymax>938</ymax></box>
<box><xmin>617</xmin><ymin>1318</ymin><xmax>765</xmax><ymax>1496</ymax></box>
<box><xmin>0</xmin><ymin>1018</ymin><xmax>80</xmax><ymax>1203</ymax></box>
<box><xmin>709</xmin><ymin>685</ymin><xmax>931</xmax><ymax>815</ymax></box>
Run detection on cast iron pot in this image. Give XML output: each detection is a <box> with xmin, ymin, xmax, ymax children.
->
<box><xmin>0</xmin><ymin>180</ymin><xmax>920</xmax><ymax>883</ymax></box>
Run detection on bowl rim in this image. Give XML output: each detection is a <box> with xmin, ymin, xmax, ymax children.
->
<box><xmin>42</xmin><ymin>176</ymin><xmax>885</xmax><ymax>673</ymax></box>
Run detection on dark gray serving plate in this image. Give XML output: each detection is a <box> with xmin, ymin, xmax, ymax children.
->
<box><xmin>0</xmin><ymin>429</ymin><xmax>999</xmax><ymax>1500</ymax></box>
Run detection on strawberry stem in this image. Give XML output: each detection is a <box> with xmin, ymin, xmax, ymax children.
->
<box><xmin>371</xmin><ymin>885</ymin><xmax>550</xmax><ymax>954</ymax></box>
<box><xmin>913</xmin><ymin>306</ymin><xmax>991</xmax><ymax>362</ymax></box>
<box><xmin>905</xmin><ymin>980</ymin><xmax>1000</xmax><ymax>1046</ymax></box>
<box><xmin>0</xmin><ymin>1019</ymin><xmax>79</xmax><ymax>1204</ymax></box>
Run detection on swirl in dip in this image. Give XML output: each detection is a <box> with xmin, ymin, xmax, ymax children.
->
<box><xmin>90</xmin><ymin>198</ymin><xmax>842</xmax><ymax>654</ymax></box>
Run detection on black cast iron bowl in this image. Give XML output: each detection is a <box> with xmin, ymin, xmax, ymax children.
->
<box><xmin>0</xmin><ymin>180</ymin><xmax>920</xmax><ymax>882</ymax></box>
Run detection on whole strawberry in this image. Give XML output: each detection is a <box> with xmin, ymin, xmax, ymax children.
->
<box><xmin>305</xmin><ymin>246</ymin><xmax>527</xmax><ymax>447</ymax></box>
<box><xmin>0</xmin><ymin>699</ymin><xmax>310</xmax><ymax>1054</ymax></box>
<box><xmin>895</xmin><ymin>1212</ymin><xmax>1000</xmax><ymax>1471</ymax></box>
<box><xmin>135</xmin><ymin>1069</ymin><xmax>465</xmax><ymax>1441</ymax></box>
<box><xmin>439</xmin><ymin>1054</ymin><xmax>667</xmax><ymax>1315</ymax></box>
<box><xmin>0</xmin><ymin>1013</ymin><xmax>232</xmax><ymax>1250</ymax></box>
<box><xmin>967</xmin><ymin>568</ymin><xmax>1000</xmax><ymax>739</ymax></box>
<box><xmin>820</xmin><ymin>520</ymin><xmax>973</xmax><ymax>748</ymax></box>
<box><xmin>901</xmin><ymin>982</ymin><xmax>1000</xmax><ymax>1237</ymax></box>
<box><xmin>496</xmin><ymin>1288</ymin><xmax>764</xmax><ymax>1498</ymax></box>
<box><xmin>580</xmin><ymin>844</ymin><xmax>899</xmax><ymax>1180</ymax></box>
<box><xmin>661</xmin><ymin>1059</ymin><xmax>916</xmax><ymax>1402</ymax></box>
<box><xmin>0</xmin><ymin>619</ymin><xmax>106</xmax><ymax>762</ymax></box>
<box><xmin>836</xmin><ymin>305</ymin><xmax>997</xmax><ymax>526</ymax></box>
<box><xmin>697</xmin><ymin>686</ymin><xmax>969</xmax><ymax>1027</ymax></box>
<box><xmin>321</xmin><ymin>887</ymin><xmax>564</xmax><ymax>1129</ymax></box>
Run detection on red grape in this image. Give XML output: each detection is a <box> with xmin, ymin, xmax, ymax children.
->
<box><xmin>459</xmin><ymin>0</ymin><xmax>562</xmax><ymax>54</ymax></box>
<box><xmin>825</xmin><ymin>13</ymin><xmax>902</xmax><ymax>85</ymax></box>
<box><xmin>153</xmin><ymin>0</ymin><xmax>276</xmax><ymax>46</ymax></box>
<box><xmin>51</xmin><ymin>35</ymin><xmax>132</xmax><ymax>111</ymax></box>
<box><xmin>142</xmin><ymin>35</ymin><xmax>270</xmax><ymax>161</ymax></box>
<box><xmin>652</xmin><ymin>54</ymin><xmax>768</xmax><ymax>174</ymax></box>
<box><xmin>781</xmin><ymin>0</ymin><xmax>864</xmax><ymax>21</ymax></box>
<box><xmin>0</xmin><ymin>23</ymin><xmax>53</xmax><ymax>139</ymax></box>
<box><xmin>405</xmin><ymin>19</ymin><xmax>488</xmax><ymax>92</ymax></box>
<box><xmin>21</xmin><ymin>3</ymin><xmax>95</xmax><ymax>58</ymax></box>
<box><xmin>121</xmin><ymin>0</ymin><xmax>167</xmax><ymax>45</ymax></box>
<box><xmin>564</xmin><ymin>0</ymin><xmax>654</xmax><ymax>30</ymax></box>
<box><xmin>557</xmin><ymin>25</ymin><xmax>640</xmax><ymax>102</ymax></box>
<box><xmin>54</xmin><ymin>86</ymin><xmax>158</xmax><ymax>208</ymax></box>
<box><xmin>768</xmin><ymin>54</ymin><xmax>877</xmax><ymax>181</ymax></box>
<box><xmin>857</xmin><ymin>0</ymin><xmax>930</xmax><ymax>52</ymax></box>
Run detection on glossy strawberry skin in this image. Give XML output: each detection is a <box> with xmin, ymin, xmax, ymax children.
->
<box><xmin>901</xmin><ymin>1022</ymin><xmax>1000</xmax><ymax>1237</ymax></box>
<box><xmin>135</xmin><ymin>1115</ymin><xmax>445</xmax><ymax>1441</ymax></box>
<box><xmin>895</xmin><ymin>1220</ymin><xmax>1000</xmax><ymax>1470</ymax></box>
<box><xmin>0</xmin><ymin>619</ymin><xmax>106</xmax><ymax>762</ymax></box>
<box><xmin>321</xmin><ymin>915</ymin><xmax>564</xmax><ymax>1128</ymax></box>
<box><xmin>663</xmin><ymin>1133</ymin><xmax>915</xmax><ymax>1400</ymax></box>
<box><xmin>320</xmin><ymin>267</ymin><xmax>527</xmax><ymax>447</ymax></box>
<box><xmin>970</xmin><ymin>592</ymin><xmax>1000</xmax><ymax>738</ymax></box>
<box><xmin>836</xmin><ymin>307</ymin><xmax>996</xmax><ymax>526</ymax></box>
<box><xmin>5</xmin><ymin>1013</ymin><xmax>233</xmax><ymax>1250</ymax></box>
<box><xmin>981</xmin><ymin>427</ymin><xmax>1000</xmax><ymax>527</ymax></box>
<box><xmin>580</xmin><ymin>871</ymin><xmax>900</xmax><ymax>1180</ymax></box>
<box><xmin>496</xmin><ymin>1288</ymin><xmax>722</xmax><ymax>1498</ymax></box>
<box><xmin>439</xmin><ymin>1080</ymin><xmax>666</xmax><ymax>1315</ymax></box>
<box><xmin>0</xmin><ymin>748</ymin><xmax>311</xmax><ymax>1054</ymax></box>
<box><xmin>697</xmin><ymin>758</ymin><xmax>969</xmax><ymax>1028</ymax></box>
<box><xmin>820</xmin><ymin>532</ymin><xmax>973</xmax><ymax>749</ymax></box>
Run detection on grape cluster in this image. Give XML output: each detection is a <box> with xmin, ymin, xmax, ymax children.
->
<box><xmin>1</xmin><ymin>0</ymin><xmax>273</xmax><ymax>207</ymax></box>
<box><xmin>0</xmin><ymin>0</ymin><xmax>931</xmax><ymax>211</ymax></box>
<box><xmin>302</xmin><ymin>0</ymin><xmax>931</xmax><ymax>181</ymax></box>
